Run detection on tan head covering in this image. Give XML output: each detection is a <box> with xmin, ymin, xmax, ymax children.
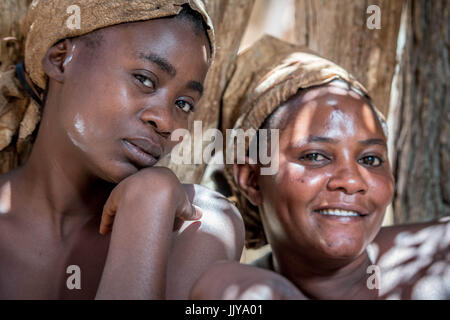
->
<box><xmin>0</xmin><ymin>0</ymin><xmax>214</xmax><ymax>172</ymax></box>
<box><xmin>25</xmin><ymin>0</ymin><xmax>215</xmax><ymax>90</ymax></box>
<box><xmin>222</xmin><ymin>35</ymin><xmax>386</xmax><ymax>248</ymax></box>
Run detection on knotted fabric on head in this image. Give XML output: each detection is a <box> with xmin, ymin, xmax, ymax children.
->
<box><xmin>0</xmin><ymin>0</ymin><xmax>214</xmax><ymax>172</ymax></box>
<box><xmin>222</xmin><ymin>35</ymin><xmax>387</xmax><ymax>249</ymax></box>
<box><xmin>25</xmin><ymin>0</ymin><xmax>215</xmax><ymax>90</ymax></box>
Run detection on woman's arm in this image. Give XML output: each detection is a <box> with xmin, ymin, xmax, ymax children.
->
<box><xmin>374</xmin><ymin>217</ymin><xmax>449</xmax><ymax>257</ymax></box>
<box><xmin>95</xmin><ymin>167</ymin><xmax>199</xmax><ymax>300</ymax></box>
<box><xmin>190</xmin><ymin>261</ymin><xmax>306</xmax><ymax>300</ymax></box>
<box><xmin>95</xmin><ymin>168</ymin><xmax>246</xmax><ymax>300</ymax></box>
<box><xmin>190</xmin><ymin>260</ymin><xmax>307</xmax><ymax>300</ymax></box>
<box><xmin>373</xmin><ymin>217</ymin><xmax>450</xmax><ymax>299</ymax></box>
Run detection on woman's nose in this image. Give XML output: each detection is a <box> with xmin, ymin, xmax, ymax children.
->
<box><xmin>327</xmin><ymin>163</ymin><xmax>368</xmax><ymax>195</ymax></box>
<box><xmin>139</xmin><ymin>101</ymin><xmax>175</xmax><ymax>138</ymax></box>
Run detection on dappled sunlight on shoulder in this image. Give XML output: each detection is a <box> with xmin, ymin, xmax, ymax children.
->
<box><xmin>375</xmin><ymin>221</ymin><xmax>450</xmax><ymax>299</ymax></box>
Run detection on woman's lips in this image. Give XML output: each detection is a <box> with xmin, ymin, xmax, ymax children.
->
<box><xmin>313</xmin><ymin>204</ymin><xmax>370</xmax><ymax>216</ymax></box>
<box><xmin>121</xmin><ymin>138</ymin><xmax>161</xmax><ymax>168</ymax></box>
<box><xmin>312</xmin><ymin>204</ymin><xmax>370</xmax><ymax>221</ymax></box>
<box><xmin>316</xmin><ymin>208</ymin><xmax>360</xmax><ymax>217</ymax></box>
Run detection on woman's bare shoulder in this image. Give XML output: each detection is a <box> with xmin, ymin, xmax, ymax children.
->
<box><xmin>166</xmin><ymin>184</ymin><xmax>245</xmax><ymax>299</ymax></box>
<box><xmin>371</xmin><ymin>217</ymin><xmax>450</xmax><ymax>299</ymax></box>
<box><xmin>374</xmin><ymin>217</ymin><xmax>449</xmax><ymax>252</ymax></box>
<box><xmin>182</xmin><ymin>184</ymin><xmax>245</xmax><ymax>252</ymax></box>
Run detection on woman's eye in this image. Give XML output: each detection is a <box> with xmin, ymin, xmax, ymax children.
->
<box><xmin>300</xmin><ymin>153</ymin><xmax>328</xmax><ymax>162</ymax></box>
<box><xmin>175</xmin><ymin>100</ymin><xmax>194</xmax><ymax>113</ymax></box>
<box><xmin>135</xmin><ymin>74</ymin><xmax>154</xmax><ymax>89</ymax></box>
<box><xmin>359</xmin><ymin>155</ymin><xmax>383</xmax><ymax>167</ymax></box>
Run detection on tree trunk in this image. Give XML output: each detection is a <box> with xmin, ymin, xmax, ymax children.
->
<box><xmin>294</xmin><ymin>0</ymin><xmax>404</xmax><ymax>116</ymax></box>
<box><xmin>391</xmin><ymin>0</ymin><xmax>450</xmax><ymax>223</ymax></box>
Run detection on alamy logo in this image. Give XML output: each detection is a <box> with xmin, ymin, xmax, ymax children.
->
<box><xmin>66</xmin><ymin>5</ymin><xmax>81</xmax><ymax>30</ymax></box>
<box><xmin>66</xmin><ymin>265</ymin><xmax>81</xmax><ymax>290</ymax></box>
<box><xmin>367</xmin><ymin>5</ymin><xmax>381</xmax><ymax>30</ymax></box>
<box><xmin>170</xmin><ymin>121</ymin><xmax>280</xmax><ymax>175</ymax></box>
<box><xmin>366</xmin><ymin>264</ymin><xmax>381</xmax><ymax>290</ymax></box>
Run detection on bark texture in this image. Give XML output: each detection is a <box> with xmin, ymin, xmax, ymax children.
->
<box><xmin>294</xmin><ymin>0</ymin><xmax>403</xmax><ymax>116</ymax></box>
<box><xmin>391</xmin><ymin>0</ymin><xmax>450</xmax><ymax>222</ymax></box>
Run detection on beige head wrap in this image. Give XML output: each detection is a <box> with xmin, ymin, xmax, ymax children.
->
<box><xmin>0</xmin><ymin>0</ymin><xmax>214</xmax><ymax>172</ymax></box>
<box><xmin>222</xmin><ymin>35</ymin><xmax>387</xmax><ymax>249</ymax></box>
<box><xmin>25</xmin><ymin>0</ymin><xmax>215</xmax><ymax>90</ymax></box>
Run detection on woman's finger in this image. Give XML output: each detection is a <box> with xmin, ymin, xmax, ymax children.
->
<box><xmin>99</xmin><ymin>189</ymin><xmax>119</xmax><ymax>235</ymax></box>
<box><xmin>173</xmin><ymin>203</ymin><xmax>202</xmax><ymax>232</ymax></box>
<box><xmin>178</xmin><ymin>201</ymin><xmax>202</xmax><ymax>221</ymax></box>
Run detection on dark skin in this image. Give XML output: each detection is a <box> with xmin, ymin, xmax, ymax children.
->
<box><xmin>192</xmin><ymin>81</ymin><xmax>449</xmax><ymax>300</ymax></box>
<box><xmin>249</xmin><ymin>83</ymin><xmax>392</xmax><ymax>299</ymax></box>
<box><xmin>0</xmin><ymin>17</ymin><xmax>244</xmax><ymax>299</ymax></box>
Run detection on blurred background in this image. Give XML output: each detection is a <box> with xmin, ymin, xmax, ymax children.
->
<box><xmin>1</xmin><ymin>0</ymin><xmax>448</xmax><ymax>261</ymax></box>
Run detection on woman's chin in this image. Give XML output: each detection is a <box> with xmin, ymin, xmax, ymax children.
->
<box><xmin>92</xmin><ymin>160</ymin><xmax>140</xmax><ymax>184</ymax></box>
<box><xmin>316</xmin><ymin>234</ymin><xmax>367</xmax><ymax>262</ymax></box>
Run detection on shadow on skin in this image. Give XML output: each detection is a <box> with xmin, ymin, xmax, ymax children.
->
<box><xmin>372</xmin><ymin>220</ymin><xmax>450</xmax><ymax>299</ymax></box>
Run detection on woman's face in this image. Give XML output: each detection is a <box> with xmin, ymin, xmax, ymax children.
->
<box><xmin>48</xmin><ymin>16</ymin><xmax>210</xmax><ymax>182</ymax></box>
<box><xmin>257</xmin><ymin>83</ymin><xmax>394</xmax><ymax>263</ymax></box>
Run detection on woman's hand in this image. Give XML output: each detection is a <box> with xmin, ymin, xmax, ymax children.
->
<box><xmin>99</xmin><ymin>167</ymin><xmax>201</xmax><ymax>235</ymax></box>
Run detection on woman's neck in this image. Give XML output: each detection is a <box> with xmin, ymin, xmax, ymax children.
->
<box><xmin>7</xmin><ymin>127</ymin><xmax>114</xmax><ymax>239</ymax></box>
<box><xmin>272</xmin><ymin>246</ymin><xmax>378</xmax><ymax>300</ymax></box>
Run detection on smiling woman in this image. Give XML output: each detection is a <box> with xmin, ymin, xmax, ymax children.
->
<box><xmin>190</xmin><ymin>35</ymin><xmax>449</xmax><ymax>300</ymax></box>
<box><xmin>252</xmin><ymin>80</ymin><xmax>393</xmax><ymax>265</ymax></box>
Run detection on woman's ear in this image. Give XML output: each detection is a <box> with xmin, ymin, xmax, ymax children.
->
<box><xmin>41</xmin><ymin>39</ymin><xmax>74</xmax><ymax>83</ymax></box>
<box><xmin>233</xmin><ymin>158</ymin><xmax>262</xmax><ymax>206</ymax></box>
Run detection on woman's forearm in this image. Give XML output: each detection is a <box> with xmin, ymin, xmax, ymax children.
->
<box><xmin>95</xmin><ymin>188</ymin><xmax>177</xmax><ymax>300</ymax></box>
